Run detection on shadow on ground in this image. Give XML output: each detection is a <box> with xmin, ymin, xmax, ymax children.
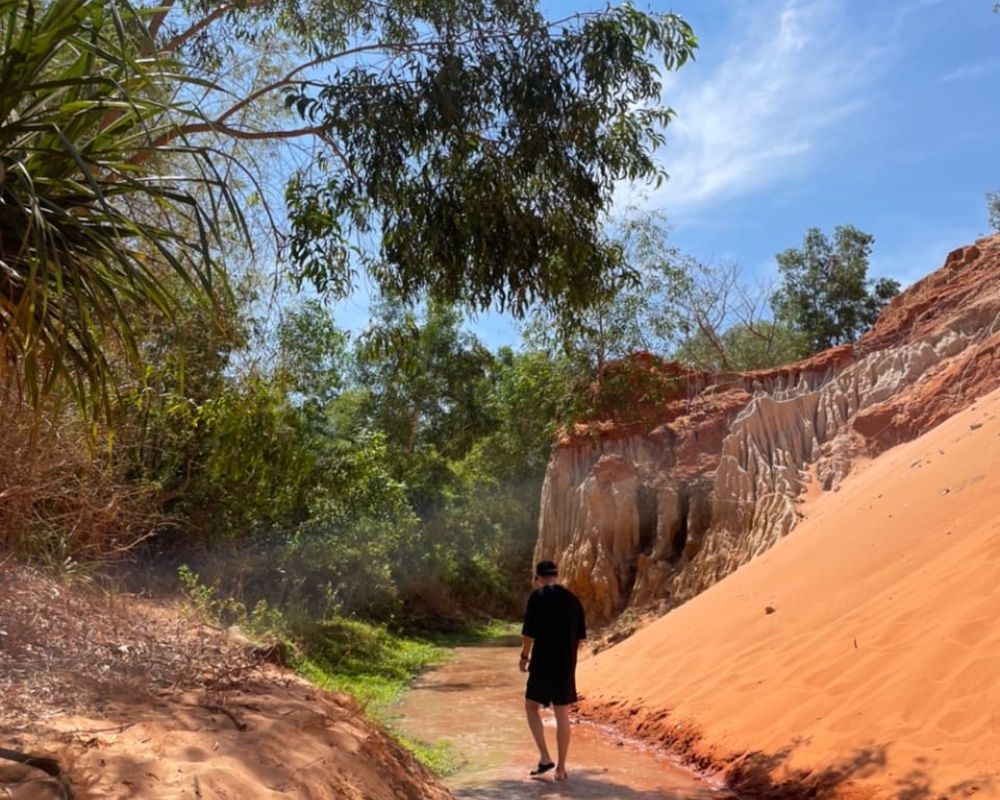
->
<box><xmin>724</xmin><ymin>741</ymin><xmax>995</xmax><ymax>800</ymax></box>
<box><xmin>453</xmin><ymin>768</ymin><xmax>724</xmax><ymax>799</ymax></box>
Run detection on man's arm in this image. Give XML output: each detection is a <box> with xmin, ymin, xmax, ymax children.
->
<box><xmin>520</xmin><ymin>590</ymin><xmax>538</xmax><ymax>673</ymax></box>
<box><xmin>519</xmin><ymin>636</ymin><xmax>533</xmax><ymax>672</ymax></box>
<box><xmin>571</xmin><ymin>597</ymin><xmax>586</xmax><ymax>659</ymax></box>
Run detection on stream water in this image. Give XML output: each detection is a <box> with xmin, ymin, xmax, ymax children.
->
<box><xmin>392</xmin><ymin>640</ymin><xmax>733</xmax><ymax>799</ymax></box>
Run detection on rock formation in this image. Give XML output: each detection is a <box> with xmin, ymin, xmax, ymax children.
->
<box><xmin>535</xmin><ymin>235</ymin><xmax>1000</xmax><ymax>626</ymax></box>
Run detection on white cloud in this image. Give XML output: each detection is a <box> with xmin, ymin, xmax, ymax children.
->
<box><xmin>936</xmin><ymin>56</ymin><xmax>1000</xmax><ymax>85</ymax></box>
<box><xmin>622</xmin><ymin>0</ymin><xmax>885</xmax><ymax>218</ymax></box>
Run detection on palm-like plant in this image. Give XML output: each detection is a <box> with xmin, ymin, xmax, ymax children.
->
<box><xmin>0</xmin><ymin>0</ymin><xmax>244</xmax><ymax>415</ymax></box>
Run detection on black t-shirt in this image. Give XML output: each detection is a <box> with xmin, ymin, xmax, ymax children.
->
<box><xmin>521</xmin><ymin>584</ymin><xmax>587</xmax><ymax>677</ymax></box>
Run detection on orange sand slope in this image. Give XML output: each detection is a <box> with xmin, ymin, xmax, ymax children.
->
<box><xmin>580</xmin><ymin>385</ymin><xmax>1000</xmax><ymax>799</ymax></box>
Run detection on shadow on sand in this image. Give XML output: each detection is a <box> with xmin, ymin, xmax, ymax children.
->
<box><xmin>722</xmin><ymin>740</ymin><xmax>995</xmax><ymax>800</ymax></box>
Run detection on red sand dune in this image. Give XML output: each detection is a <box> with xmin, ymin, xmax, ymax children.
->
<box><xmin>579</xmin><ymin>385</ymin><xmax>1000</xmax><ymax>799</ymax></box>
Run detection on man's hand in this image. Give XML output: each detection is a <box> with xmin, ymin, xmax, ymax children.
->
<box><xmin>519</xmin><ymin>653</ymin><xmax>530</xmax><ymax>673</ymax></box>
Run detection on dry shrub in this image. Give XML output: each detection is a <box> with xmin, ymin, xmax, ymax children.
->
<box><xmin>586</xmin><ymin>352</ymin><xmax>692</xmax><ymax>422</ymax></box>
<box><xmin>0</xmin><ymin>562</ymin><xmax>261</xmax><ymax>733</ymax></box>
<box><xmin>0</xmin><ymin>385</ymin><xmax>162</xmax><ymax>563</ymax></box>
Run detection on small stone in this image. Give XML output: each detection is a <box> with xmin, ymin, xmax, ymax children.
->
<box><xmin>764</xmin><ymin>606</ymin><xmax>776</xmax><ymax>615</ymax></box>
<box><xmin>941</xmin><ymin>488</ymin><xmax>950</xmax><ymax>495</ymax></box>
<box><xmin>970</xmin><ymin>421</ymin><xmax>983</xmax><ymax>430</ymax></box>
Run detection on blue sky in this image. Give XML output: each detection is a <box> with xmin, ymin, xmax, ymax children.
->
<box><xmin>344</xmin><ymin>0</ymin><xmax>1000</xmax><ymax>348</ymax></box>
<box><xmin>627</xmin><ymin>0</ymin><xmax>998</xmax><ymax>277</ymax></box>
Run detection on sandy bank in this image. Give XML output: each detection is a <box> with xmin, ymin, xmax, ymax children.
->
<box><xmin>0</xmin><ymin>569</ymin><xmax>451</xmax><ymax>800</ymax></box>
<box><xmin>579</xmin><ymin>386</ymin><xmax>1000</xmax><ymax>799</ymax></box>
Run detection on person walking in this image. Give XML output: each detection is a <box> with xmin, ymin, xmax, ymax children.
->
<box><xmin>519</xmin><ymin>560</ymin><xmax>587</xmax><ymax>781</ymax></box>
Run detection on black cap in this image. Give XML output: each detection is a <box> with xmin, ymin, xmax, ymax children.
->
<box><xmin>535</xmin><ymin>560</ymin><xmax>558</xmax><ymax>577</ymax></box>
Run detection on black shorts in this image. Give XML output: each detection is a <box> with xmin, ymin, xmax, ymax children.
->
<box><xmin>525</xmin><ymin>668</ymin><xmax>577</xmax><ymax>707</ymax></box>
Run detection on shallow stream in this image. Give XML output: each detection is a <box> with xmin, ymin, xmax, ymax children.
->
<box><xmin>392</xmin><ymin>641</ymin><xmax>734</xmax><ymax>799</ymax></box>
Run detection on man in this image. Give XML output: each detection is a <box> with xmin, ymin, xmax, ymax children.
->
<box><xmin>519</xmin><ymin>560</ymin><xmax>587</xmax><ymax>781</ymax></box>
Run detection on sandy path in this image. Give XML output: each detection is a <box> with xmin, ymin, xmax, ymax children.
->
<box><xmin>392</xmin><ymin>642</ymin><xmax>732</xmax><ymax>799</ymax></box>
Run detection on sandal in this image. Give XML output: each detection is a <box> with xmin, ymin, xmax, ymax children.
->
<box><xmin>529</xmin><ymin>761</ymin><xmax>555</xmax><ymax>776</ymax></box>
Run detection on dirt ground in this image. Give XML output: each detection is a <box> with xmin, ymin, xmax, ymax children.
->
<box><xmin>0</xmin><ymin>568</ymin><xmax>450</xmax><ymax>800</ymax></box>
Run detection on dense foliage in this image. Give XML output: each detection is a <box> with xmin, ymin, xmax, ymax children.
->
<box><xmin>150</xmin><ymin>0</ymin><xmax>696</xmax><ymax>316</ymax></box>
<box><xmin>771</xmin><ymin>226</ymin><xmax>901</xmax><ymax>353</ymax></box>
<box><xmin>0</xmin><ymin>0</ymin><xmax>697</xmax><ymax>419</ymax></box>
<box><xmin>152</xmin><ymin>298</ymin><xmax>582</xmax><ymax>624</ymax></box>
<box><xmin>0</xmin><ymin>0</ymin><xmax>244</xmax><ymax>413</ymax></box>
<box><xmin>523</xmin><ymin>213</ymin><xmax>690</xmax><ymax>376</ymax></box>
<box><xmin>0</xmin><ymin>0</ymin><xmax>696</xmax><ymax>628</ymax></box>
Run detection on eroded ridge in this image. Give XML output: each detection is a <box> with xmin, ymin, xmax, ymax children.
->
<box><xmin>536</xmin><ymin>235</ymin><xmax>1000</xmax><ymax>625</ymax></box>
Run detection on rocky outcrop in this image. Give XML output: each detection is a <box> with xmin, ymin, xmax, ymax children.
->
<box><xmin>535</xmin><ymin>235</ymin><xmax>1000</xmax><ymax>626</ymax></box>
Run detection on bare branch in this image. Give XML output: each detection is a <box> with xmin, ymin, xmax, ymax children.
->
<box><xmin>146</xmin><ymin>120</ymin><xmax>360</xmax><ymax>182</ymax></box>
<box><xmin>159</xmin><ymin>3</ymin><xmax>264</xmax><ymax>55</ymax></box>
<box><xmin>160</xmin><ymin>122</ymin><xmax>322</xmax><ymax>142</ymax></box>
<box><xmin>146</xmin><ymin>0</ymin><xmax>180</xmax><ymax>44</ymax></box>
<box><xmin>211</xmin><ymin>37</ymin><xmax>457</xmax><ymax>127</ymax></box>
<box><xmin>214</xmin><ymin>55</ymin><xmax>331</xmax><ymax>126</ymax></box>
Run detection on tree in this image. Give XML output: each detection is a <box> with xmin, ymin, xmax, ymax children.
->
<box><xmin>471</xmin><ymin>347</ymin><xmax>579</xmax><ymax>482</ymax></box>
<box><xmin>0</xmin><ymin>0</ymin><xmax>247</xmax><ymax>414</ymax></box>
<box><xmin>523</xmin><ymin>212</ymin><xmax>691</xmax><ymax>377</ymax></box>
<box><xmin>988</xmin><ymin>191</ymin><xmax>1000</xmax><ymax>232</ymax></box>
<box><xmin>671</xmin><ymin>259</ymin><xmax>809</xmax><ymax>371</ymax></box>
<box><xmin>2</xmin><ymin>0</ymin><xmax>699</xmax><ymax>417</ymax></box>
<box><xmin>138</xmin><ymin>0</ymin><xmax>696</xmax><ymax>317</ymax></box>
<box><xmin>771</xmin><ymin>226</ymin><xmax>900</xmax><ymax>353</ymax></box>
<box><xmin>529</xmin><ymin>214</ymin><xmax>811</xmax><ymax>376</ymax></box>
<box><xmin>352</xmin><ymin>299</ymin><xmax>496</xmax><ymax>514</ymax></box>
<box><xmin>674</xmin><ymin>320</ymin><xmax>807</xmax><ymax>372</ymax></box>
<box><xmin>276</xmin><ymin>299</ymin><xmax>351</xmax><ymax>408</ymax></box>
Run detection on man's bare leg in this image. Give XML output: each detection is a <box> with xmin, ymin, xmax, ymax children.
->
<box><xmin>553</xmin><ymin>704</ymin><xmax>571</xmax><ymax>779</ymax></box>
<box><xmin>525</xmin><ymin>699</ymin><xmax>552</xmax><ymax>766</ymax></box>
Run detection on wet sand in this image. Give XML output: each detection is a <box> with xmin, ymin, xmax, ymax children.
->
<box><xmin>393</xmin><ymin>642</ymin><xmax>731</xmax><ymax>799</ymax></box>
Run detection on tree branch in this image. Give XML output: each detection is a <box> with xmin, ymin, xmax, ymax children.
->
<box><xmin>156</xmin><ymin>121</ymin><xmax>321</xmax><ymax>143</ymax></box>
<box><xmin>146</xmin><ymin>0</ymin><xmax>179</xmax><ymax>44</ymax></box>
<box><xmin>159</xmin><ymin>1</ymin><xmax>270</xmax><ymax>54</ymax></box>
<box><xmin>148</xmin><ymin>121</ymin><xmax>360</xmax><ymax>181</ymax></box>
<box><xmin>211</xmin><ymin>37</ymin><xmax>463</xmax><ymax>128</ymax></box>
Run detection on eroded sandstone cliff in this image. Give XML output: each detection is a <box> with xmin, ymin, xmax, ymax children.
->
<box><xmin>535</xmin><ymin>235</ymin><xmax>1000</xmax><ymax>626</ymax></box>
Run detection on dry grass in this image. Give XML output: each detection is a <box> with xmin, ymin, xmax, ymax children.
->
<box><xmin>0</xmin><ymin>562</ymin><xmax>261</xmax><ymax>736</ymax></box>
<box><xmin>0</xmin><ymin>390</ymin><xmax>162</xmax><ymax>561</ymax></box>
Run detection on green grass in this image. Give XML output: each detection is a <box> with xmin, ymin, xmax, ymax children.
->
<box><xmin>290</xmin><ymin>616</ymin><xmax>524</xmax><ymax>777</ymax></box>
<box><xmin>174</xmin><ymin>567</ymin><xmax>512</xmax><ymax>778</ymax></box>
<box><xmin>293</xmin><ymin>615</ymin><xmax>468</xmax><ymax>776</ymax></box>
<box><xmin>295</xmin><ymin>616</ymin><xmax>446</xmax><ymax>715</ymax></box>
<box><xmin>394</xmin><ymin>734</ymin><xmax>465</xmax><ymax>777</ymax></box>
<box><xmin>419</xmin><ymin>617</ymin><xmax>521</xmax><ymax>647</ymax></box>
